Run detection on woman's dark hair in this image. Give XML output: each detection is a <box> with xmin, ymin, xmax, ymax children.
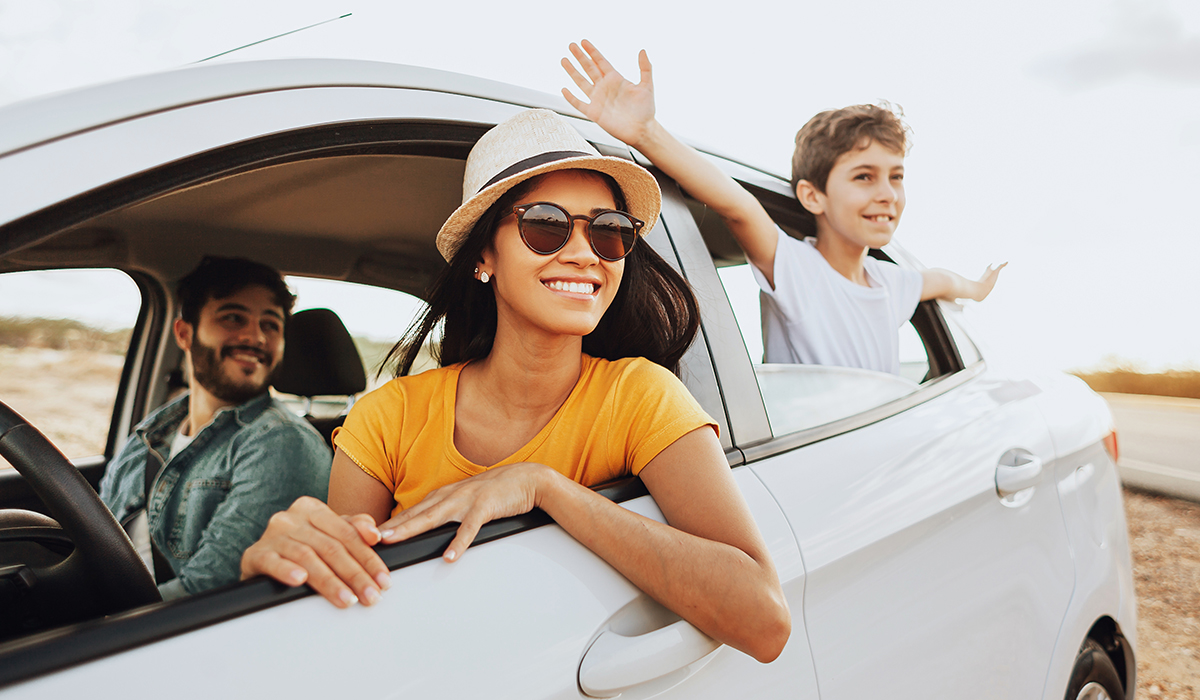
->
<box><xmin>384</xmin><ymin>170</ymin><xmax>700</xmax><ymax>377</ymax></box>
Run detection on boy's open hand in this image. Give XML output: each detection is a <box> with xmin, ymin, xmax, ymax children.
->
<box><xmin>562</xmin><ymin>40</ymin><xmax>656</xmax><ymax>148</ymax></box>
<box><xmin>969</xmin><ymin>262</ymin><xmax>1008</xmax><ymax>301</ymax></box>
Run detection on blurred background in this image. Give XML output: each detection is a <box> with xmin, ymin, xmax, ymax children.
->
<box><xmin>1</xmin><ymin>0</ymin><xmax>1198</xmax><ymax>375</ymax></box>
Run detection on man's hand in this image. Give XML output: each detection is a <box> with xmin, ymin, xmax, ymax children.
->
<box><xmin>240</xmin><ymin>496</ymin><xmax>391</xmax><ymax>608</ymax></box>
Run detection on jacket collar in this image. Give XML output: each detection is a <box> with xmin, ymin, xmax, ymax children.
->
<box><xmin>136</xmin><ymin>390</ymin><xmax>275</xmax><ymax>445</ymax></box>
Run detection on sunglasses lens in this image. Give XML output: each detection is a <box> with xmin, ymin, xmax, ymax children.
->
<box><xmin>519</xmin><ymin>204</ymin><xmax>570</xmax><ymax>255</ymax></box>
<box><xmin>590</xmin><ymin>212</ymin><xmax>638</xmax><ymax>260</ymax></box>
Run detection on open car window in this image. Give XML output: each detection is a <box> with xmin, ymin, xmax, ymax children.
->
<box><xmin>684</xmin><ymin>175</ymin><xmax>967</xmax><ymax>439</ymax></box>
<box><xmin>0</xmin><ymin>268</ymin><xmax>141</xmax><ymax>469</ymax></box>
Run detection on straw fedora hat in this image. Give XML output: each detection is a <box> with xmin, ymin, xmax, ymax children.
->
<box><xmin>435</xmin><ymin>109</ymin><xmax>662</xmax><ymax>262</ymax></box>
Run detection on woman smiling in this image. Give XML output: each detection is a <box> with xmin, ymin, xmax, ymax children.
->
<box><xmin>241</xmin><ymin>109</ymin><xmax>790</xmax><ymax>662</ymax></box>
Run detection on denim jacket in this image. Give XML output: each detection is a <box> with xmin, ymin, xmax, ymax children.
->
<box><xmin>99</xmin><ymin>392</ymin><xmax>331</xmax><ymax>599</ymax></box>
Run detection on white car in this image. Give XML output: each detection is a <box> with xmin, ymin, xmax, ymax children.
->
<box><xmin>0</xmin><ymin>59</ymin><xmax>1136</xmax><ymax>700</ymax></box>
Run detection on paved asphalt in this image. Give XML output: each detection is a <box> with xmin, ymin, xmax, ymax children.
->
<box><xmin>1103</xmin><ymin>393</ymin><xmax>1200</xmax><ymax>502</ymax></box>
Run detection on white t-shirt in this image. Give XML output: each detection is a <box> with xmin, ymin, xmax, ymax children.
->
<box><xmin>752</xmin><ymin>229</ymin><xmax>923</xmax><ymax>375</ymax></box>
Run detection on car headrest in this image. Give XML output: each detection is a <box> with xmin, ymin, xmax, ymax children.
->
<box><xmin>272</xmin><ymin>308</ymin><xmax>367</xmax><ymax>398</ymax></box>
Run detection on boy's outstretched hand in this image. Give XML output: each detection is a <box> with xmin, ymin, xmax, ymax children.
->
<box><xmin>969</xmin><ymin>262</ymin><xmax>1007</xmax><ymax>302</ymax></box>
<box><xmin>921</xmin><ymin>262</ymin><xmax>1008</xmax><ymax>302</ymax></box>
<box><xmin>561</xmin><ymin>40</ymin><xmax>656</xmax><ymax>149</ymax></box>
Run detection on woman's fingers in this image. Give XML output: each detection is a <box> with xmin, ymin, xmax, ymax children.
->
<box><xmin>638</xmin><ymin>49</ymin><xmax>653</xmax><ymax>89</ymax></box>
<box><xmin>561</xmin><ymin>87</ymin><xmax>589</xmax><ymax>114</ymax></box>
<box><xmin>570</xmin><ymin>41</ymin><xmax>604</xmax><ymax>82</ymax></box>
<box><xmin>377</xmin><ymin>464</ymin><xmax>546</xmax><ymax>561</ymax></box>
<box><xmin>561</xmin><ymin>57</ymin><xmax>594</xmax><ymax>97</ymax></box>
<box><xmin>580</xmin><ymin>39</ymin><xmax>617</xmax><ymax>78</ymax></box>
<box><xmin>379</xmin><ymin>496</ymin><xmax>459</xmax><ymax>544</ymax></box>
<box><xmin>444</xmin><ymin>514</ymin><xmax>487</xmax><ymax>563</ymax></box>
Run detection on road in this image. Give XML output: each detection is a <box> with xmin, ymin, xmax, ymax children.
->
<box><xmin>1103</xmin><ymin>393</ymin><xmax>1200</xmax><ymax>502</ymax></box>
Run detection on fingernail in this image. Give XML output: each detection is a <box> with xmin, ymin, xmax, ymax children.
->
<box><xmin>380</xmin><ymin>529</ymin><xmax>394</xmax><ymax>539</ymax></box>
<box><xmin>362</xmin><ymin>587</ymin><xmax>381</xmax><ymax>606</ymax></box>
<box><xmin>375</xmin><ymin>572</ymin><xmax>392</xmax><ymax>590</ymax></box>
<box><xmin>289</xmin><ymin>569</ymin><xmax>306</xmax><ymax>585</ymax></box>
<box><xmin>444</xmin><ymin>549</ymin><xmax>457</xmax><ymax>562</ymax></box>
<box><xmin>339</xmin><ymin>589</ymin><xmax>358</xmax><ymax>607</ymax></box>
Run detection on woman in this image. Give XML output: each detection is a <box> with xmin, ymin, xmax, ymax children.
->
<box><xmin>241</xmin><ymin>109</ymin><xmax>790</xmax><ymax>663</ymax></box>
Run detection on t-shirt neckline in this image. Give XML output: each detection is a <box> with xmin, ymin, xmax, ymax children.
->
<box><xmin>443</xmin><ymin>355</ymin><xmax>594</xmax><ymax>474</ymax></box>
<box><xmin>803</xmin><ymin>238</ymin><xmax>885</xmax><ymax>294</ymax></box>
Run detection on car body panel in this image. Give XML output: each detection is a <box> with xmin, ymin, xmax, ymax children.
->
<box><xmin>4</xmin><ymin>470</ymin><xmax>816</xmax><ymax>699</ymax></box>
<box><xmin>752</xmin><ymin>372</ymin><xmax>1075</xmax><ymax>699</ymax></box>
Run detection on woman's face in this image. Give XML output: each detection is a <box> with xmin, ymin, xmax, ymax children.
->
<box><xmin>481</xmin><ymin>170</ymin><xmax>625</xmax><ymax>341</ymax></box>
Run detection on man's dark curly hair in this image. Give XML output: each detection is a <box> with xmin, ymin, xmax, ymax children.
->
<box><xmin>176</xmin><ymin>256</ymin><xmax>295</xmax><ymax>326</ymax></box>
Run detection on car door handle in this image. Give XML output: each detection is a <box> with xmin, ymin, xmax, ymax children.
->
<box><xmin>578</xmin><ymin>619</ymin><xmax>721</xmax><ymax>698</ymax></box>
<box><xmin>995</xmin><ymin>451</ymin><xmax>1044</xmax><ymax>497</ymax></box>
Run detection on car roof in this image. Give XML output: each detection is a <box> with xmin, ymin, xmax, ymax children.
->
<box><xmin>0</xmin><ymin>58</ymin><xmax>567</xmax><ymax>159</ymax></box>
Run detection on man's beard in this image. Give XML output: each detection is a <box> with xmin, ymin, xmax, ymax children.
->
<box><xmin>190</xmin><ymin>337</ymin><xmax>277</xmax><ymax>404</ymax></box>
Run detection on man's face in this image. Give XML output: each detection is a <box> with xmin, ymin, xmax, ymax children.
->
<box><xmin>178</xmin><ymin>285</ymin><xmax>285</xmax><ymax>405</ymax></box>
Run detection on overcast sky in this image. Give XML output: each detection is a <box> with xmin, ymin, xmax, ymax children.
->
<box><xmin>1</xmin><ymin>0</ymin><xmax>1197</xmax><ymax>371</ymax></box>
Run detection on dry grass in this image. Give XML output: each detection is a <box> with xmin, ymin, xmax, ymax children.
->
<box><xmin>1125</xmin><ymin>488</ymin><xmax>1200</xmax><ymax>699</ymax></box>
<box><xmin>1073</xmin><ymin>369</ymin><xmax>1200</xmax><ymax>401</ymax></box>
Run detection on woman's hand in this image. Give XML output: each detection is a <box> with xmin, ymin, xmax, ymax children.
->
<box><xmin>240</xmin><ymin>496</ymin><xmax>392</xmax><ymax>608</ymax></box>
<box><xmin>561</xmin><ymin>40</ymin><xmax>657</xmax><ymax>148</ymax></box>
<box><xmin>379</xmin><ymin>462</ymin><xmax>552</xmax><ymax>563</ymax></box>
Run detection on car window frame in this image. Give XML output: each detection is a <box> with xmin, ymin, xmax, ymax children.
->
<box><xmin>0</xmin><ymin>267</ymin><xmax>161</xmax><ymax>510</ymax></box>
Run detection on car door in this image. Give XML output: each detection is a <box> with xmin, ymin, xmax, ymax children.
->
<box><xmin>668</xmin><ymin>159</ymin><xmax>1076</xmax><ymax>699</ymax></box>
<box><xmin>0</xmin><ymin>59</ymin><xmax>817</xmax><ymax>697</ymax></box>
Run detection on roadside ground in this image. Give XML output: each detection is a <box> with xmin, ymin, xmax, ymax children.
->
<box><xmin>1125</xmin><ymin>487</ymin><xmax>1200</xmax><ymax>699</ymax></box>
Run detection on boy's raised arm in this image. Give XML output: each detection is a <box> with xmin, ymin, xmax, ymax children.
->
<box><xmin>562</xmin><ymin>40</ymin><xmax>783</xmax><ymax>287</ymax></box>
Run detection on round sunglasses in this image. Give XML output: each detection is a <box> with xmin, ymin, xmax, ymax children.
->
<box><xmin>510</xmin><ymin>202</ymin><xmax>644</xmax><ymax>262</ymax></box>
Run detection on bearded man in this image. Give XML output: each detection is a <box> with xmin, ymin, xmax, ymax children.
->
<box><xmin>100</xmin><ymin>257</ymin><xmax>331</xmax><ymax>599</ymax></box>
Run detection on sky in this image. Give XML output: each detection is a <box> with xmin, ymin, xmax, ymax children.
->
<box><xmin>0</xmin><ymin>0</ymin><xmax>1198</xmax><ymax>371</ymax></box>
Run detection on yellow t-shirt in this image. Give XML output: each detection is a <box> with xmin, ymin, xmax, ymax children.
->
<box><xmin>333</xmin><ymin>355</ymin><xmax>717</xmax><ymax>516</ymax></box>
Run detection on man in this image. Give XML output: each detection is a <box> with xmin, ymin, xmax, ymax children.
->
<box><xmin>100</xmin><ymin>257</ymin><xmax>330</xmax><ymax>599</ymax></box>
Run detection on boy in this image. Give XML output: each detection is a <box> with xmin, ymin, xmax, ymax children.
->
<box><xmin>561</xmin><ymin>41</ymin><xmax>1004</xmax><ymax>374</ymax></box>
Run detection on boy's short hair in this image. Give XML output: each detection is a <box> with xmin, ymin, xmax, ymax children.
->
<box><xmin>176</xmin><ymin>256</ymin><xmax>295</xmax><ymax>327</ymax></box>
<box><xmin>790</xmin><ymin>102</ymin><xmax>911</xmax><ymax>194</ymax></box>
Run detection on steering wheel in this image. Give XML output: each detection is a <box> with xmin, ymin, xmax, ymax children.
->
<box><xmin>0</xmin><ymin>401</ymin><xmax>160</xmax><ymax>624</ymax></box>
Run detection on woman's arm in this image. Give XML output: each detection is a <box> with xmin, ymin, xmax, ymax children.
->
<box><xmin>381</xmin><ymin>428</ymin><xmax>791</xmax><ymax>662</ymax></box>
<box><xmin>561</xmin><ymin>41</ymin><xmax>781</xmax><ymax>287</ymax></box>
<box><xmin>240</xmin><ymin>449</ymin><xmax>395</xmax><ymax>607</ymax></box>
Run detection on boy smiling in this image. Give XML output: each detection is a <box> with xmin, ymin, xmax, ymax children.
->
<box><xmin>562</xmin><ymin>41</ymin><xmax>1004</xmax><ymax>374</ymax></box>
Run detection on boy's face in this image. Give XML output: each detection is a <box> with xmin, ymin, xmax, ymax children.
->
<box><xmin>799</xmin><ymin>139</ymin><xmax>905</xmax><ymax>250</ymax></box>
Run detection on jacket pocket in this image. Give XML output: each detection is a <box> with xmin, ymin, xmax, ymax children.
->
<box><xmin>168</xmin><ymin>479</ymin><xmax>232</xmax><ymax>559</ymax></box>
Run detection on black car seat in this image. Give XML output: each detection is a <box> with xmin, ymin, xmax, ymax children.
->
<box><xmin>272</xmin><ymin>308</ymin><xmax>367</xmax><ymax>447</ymax></box>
